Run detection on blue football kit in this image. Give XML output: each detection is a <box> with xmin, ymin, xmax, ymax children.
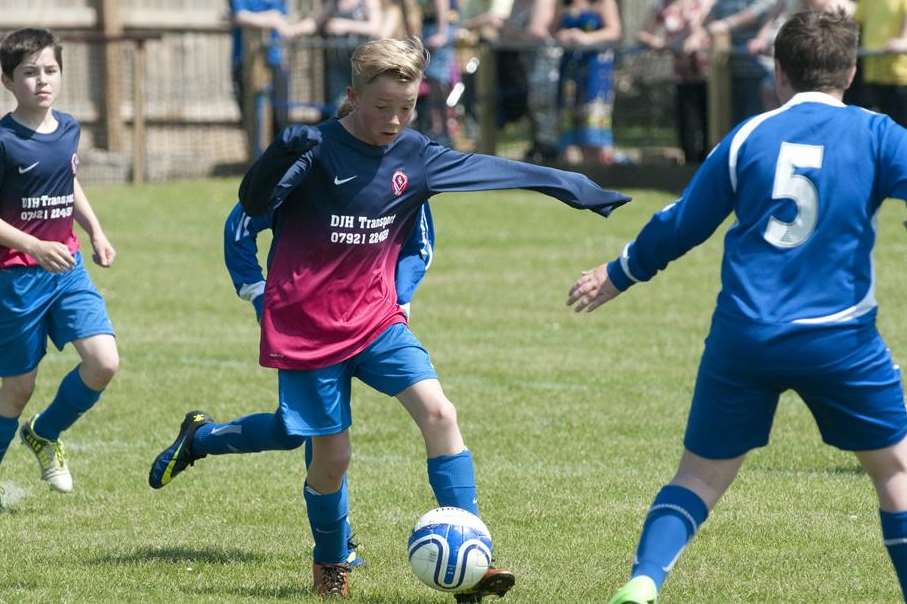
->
<box><xmin>606</xmin><ymin>92</ymin><xmax>907</xmax><ymax>458</ymax></box>
<box><xmin>0</xmin><ymin>111</ymin><xmax>114</xmax><ymax>377</ymax></box>
<box><xmin>223</xmin><ymin>199</ymin><xmax>435</xmax><ymax>320</ymax></box>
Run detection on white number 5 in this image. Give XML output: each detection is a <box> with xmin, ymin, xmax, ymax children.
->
<box><xmin>764</xmin><ymin>142</ymin><xmax>824</xmax><ymax>249</ymax></box>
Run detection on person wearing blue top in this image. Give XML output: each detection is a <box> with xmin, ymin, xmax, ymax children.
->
<box><xmin>0</xmin><ymin>29</ymin><xmax>119</xmax><ymax>506</ymax></box>
<box><xmin>567</xmin><ymin>10</ymin><xmax>907</xmax><ymax>603</ymax></box>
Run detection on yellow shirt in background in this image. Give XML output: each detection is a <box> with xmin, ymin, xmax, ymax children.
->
<box><xmin>855</xmin><ymin>0</ymin><xmax>907</xmax><ymax>85</ymax></box>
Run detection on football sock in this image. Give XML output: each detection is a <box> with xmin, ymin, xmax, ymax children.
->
<box><xmin>0</xmin><ymin>415</ymin><xmax>18</xmax><ymax>465</ymax></box>
<box><xmin>427</xmin><ymin>449</ymin><xmax>479</xmax><ymax>515</ymax></box>
<box><xmin>880</xmin><ymin>509</ymin><xmax>907</xmax><ymax>598</ymax></box>
<box><xmin>304</xmin><ymin>478</ymin><xmax>350</xmax><ymax>564</ymax></box>
<box><xmin>192</xmin><ymin>413</ymin><xmax>305</xmax><ymax>456</ymax></box>
<box><xmin>631</xmin><ymin>484</ymin><xmax>709</xmax><ymax>590</ymax></box>
<box><xmin>33</xmin><ymin>366</ymin><xmax>101</xmax><ymax>441</ymax></box>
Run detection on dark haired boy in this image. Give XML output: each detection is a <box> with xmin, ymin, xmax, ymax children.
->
<box><xmin>0</xmin><ymin>28</ymin><xmax>119</xmax><ymax>506</ymax></box>
<box><xmin>566</xmin><ymin>10</ymin><xmax>907</xmax><ymax>602</ymax></box>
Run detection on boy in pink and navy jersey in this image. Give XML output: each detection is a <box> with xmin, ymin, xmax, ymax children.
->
<box><xmin>0</xmin><ymin>28</ymin><xmax>119</xmax><ymax>503</ymax></box>
<box><xmin>149</xmin><ymin>36</ymin><xmax>628</xmax><ymax>599</ymax></box>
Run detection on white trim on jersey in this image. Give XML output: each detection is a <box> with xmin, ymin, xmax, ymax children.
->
<box><xmin>238</xmin><ymin>281</ymin><xmax>266</xmax><ymax>302</ymax></box>
<box><xmin>419</xmin><ymin>206</ymin><xmax>433</xmax><ymax>269</ymax></box>
<box><xmin>620</xmin><ymin>242</ymin><xmax>640</xmax><ymax>283</ymax></box>
<box><xmin>792</xmin><ymin>214</ymin><xmax>879</xmax><ymax>325</ymax></box>
<box><xmin>729</xmin><ymin>92</ymin><xmax>845</xmax><ymax>192</ymax></box>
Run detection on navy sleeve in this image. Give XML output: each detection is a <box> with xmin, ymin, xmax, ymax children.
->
<box><xmin>224</xmin><ymin>201</ymin><xmax>272</xmax><ymax>312</ymax></box>
<box><xmin>877</xmin><ymin>116</ymin><xmax>907</xmax><ymax>204</ymax></box>
<box><xmin>423</xmin><ymin>143</ymin><xmax>630</xmax><ymax>217</ymax></box>
<box><xmin>239</xmin><ymin>124</ymin><xmax>321</xmax><ymax>216</ymax></box>
<box><xmin>395</xmin><ymin>202</ymin><xmax>435</xmax><ymax>305</ymax></box>
<box><xmin>606</xmin><ymin>137</ymin><xmax>736</xmax><ymax>291</ymax></box>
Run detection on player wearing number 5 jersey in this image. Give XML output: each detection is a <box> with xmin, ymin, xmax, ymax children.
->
<box><xmin>567</xmin><ymin>10</ymin><xmax>907</xmax><ymax>603</ymax></box>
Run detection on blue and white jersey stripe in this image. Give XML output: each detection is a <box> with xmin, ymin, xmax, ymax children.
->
<box><xmin>607</xmin><ymin>91</ymin><xmax>907</xmax><ymax>330</ymax></box>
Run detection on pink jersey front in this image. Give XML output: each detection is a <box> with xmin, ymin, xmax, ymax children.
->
<box><xmin>0</xmin><ymin>111</ymin><xmax>80</xmax><ymax>269</ymax></box>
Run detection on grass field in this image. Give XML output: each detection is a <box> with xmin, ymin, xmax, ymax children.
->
<box><xmin>1</xmin><ymin>178</ymin><xmax>906</xmax><ymax>603</ymax></box>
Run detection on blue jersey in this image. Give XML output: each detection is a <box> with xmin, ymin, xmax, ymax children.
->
<box><xmin>0</xmin><ymin>111</ymin><xmax>81</xmax><ymax>269</ymax></box>
<box><xmin>607</xmin><ymin>92</ymin><xmax>907</xmax><ymax>329</ymax></box>
<box><xmin>229</xmin><ymin>0</ymin><xmax>287</xmax><ymax>67</ymax></box>
<box><xmin>223</xmin><ymin>200</ymin><xmax>435</xmax><ymax>318</ymax></box>
<box><xmin>240</xmin><ymin>120</ymin><xmax>629</xmax><ymax>369</ymax></box>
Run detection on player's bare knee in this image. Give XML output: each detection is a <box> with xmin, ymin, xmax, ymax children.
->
<box><xmin>423</xmin><ymin>398</ymin><xmax>458</xmax><ymax>430</ymax></box>
<box><xmin>82</xmin><ymin>351</ymin><xmax>119</xmax><ymax>387</ymax></box>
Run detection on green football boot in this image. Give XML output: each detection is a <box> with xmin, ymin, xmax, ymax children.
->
<box><xmin>20</xmin><ymin>416</ymin><xmax>72</xmax><ymax>493</ymax></box>
<box><xmin>148</xmin><ymin>410</ymin><xmax>212</xmax><ymax>489</ymax></box>
<box><xmin>607</xmin><ymin>576</ymin><xmax>658</xmax><ymax>604</ymax></box>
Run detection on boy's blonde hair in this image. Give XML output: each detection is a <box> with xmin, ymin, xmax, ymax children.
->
<box><xmin>337</xmin><ymin>37</ymin><xmax>428</xmax><ymax>118</ymax></box>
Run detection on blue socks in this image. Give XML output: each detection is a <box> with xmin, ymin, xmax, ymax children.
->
<box><xmin>427</xmin><ymin>449</ymin><xmax>479</xmax><ymax>515</ymax></box>
<box><xmin>192</xmin><ymin>413</ymin><xmax>305</xmax><ymax>456</ymax></box>
<box><xmin>33</xmin><ymin>366</ymin><xmax>102</xmax><ymax>441</ymax></box>
<box><xmin>881</xmin><ymin>509</ymin><xmax>907</xmax><ymax>598</ymax></box>
<box><xmin>632</xmin><ymin>484</ymin><xmax>709</xmax><ymax>590</ymax></box>
<box><xmin>305</xmin><ymin>478</ymin><xmax>350</xmax><ymax>564</ymax></box>
<box><xmin>0</xmin><ymin>415</ymin><xmax>18</xmax><ymax>465</ymax></box>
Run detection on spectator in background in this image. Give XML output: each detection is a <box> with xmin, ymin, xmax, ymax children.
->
<box><xmin>415</xmin><ymin>0</ymin><xmax>454</xmax><ymax>144</ymax></box>
<box><xmin>854</xmin><ymin>0</ymin><xmax>907</xmax><ymax>127</ymax></box>
<box><xmin>316</xmin><ymin>0</ymin><xmax>383</xmax><ymax>115</ymax></box>
<box><xmin>686</xmin><ymin>0</ymin><xmax>774</xmax><ymax>125</ymax></box>
<box><xmin>556</xmin><ymin>0</ymin><xmax>621</xmax><ymax>164</ymax></box>
<box><xmin>520</xmin><ymin>0</ymin><xmax>563</xmax><ymax>162</ymax></box>
<box><xmin>379</xmin><ymin>0</ymin><xmax>421</xmax><ymax>38</ymax></box>
<box><xmin>638</xmin><ymin>0</ymin><xmax>715</xmax><ymax>163</ymax></box>
<box><xmin>229</xmin><ymin>0</ymin><xmax>306</xmax><ymax>135</ymax></box>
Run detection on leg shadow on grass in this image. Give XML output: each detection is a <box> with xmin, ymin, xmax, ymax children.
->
<box><xmin>91</xmin><ymin>545</ymin><xmax>266</xmax><ymax>565</ymax></box>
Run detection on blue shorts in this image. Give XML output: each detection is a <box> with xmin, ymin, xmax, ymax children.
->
<box><xmin>685</xmin><ymin>316</ymin><xmax>907</xmax><ymax>458</ymax></box>
<box><xmin>0</xmin><ymin>252</ymin><xmax>115</xmax><ymax>377</ymax></box>
<box><xmin>277</xmin><ymin>323</ymin><xmax>438</xmax><ymax>436</ymax></box>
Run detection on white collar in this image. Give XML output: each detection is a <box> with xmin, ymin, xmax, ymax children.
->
<box><xmin>784</xmin><ymin>91</ymin><xmax>846</xmax><ymax>108</ymax></box>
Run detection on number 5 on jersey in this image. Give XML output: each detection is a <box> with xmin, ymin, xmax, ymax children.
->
<box><xmin>765</xmin><ymin>142</ymin><xmax>824</xmax><ymax>249</ymax></box>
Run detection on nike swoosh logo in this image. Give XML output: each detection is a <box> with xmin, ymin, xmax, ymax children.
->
<box><xmin>334</xmin><ymin>175</ymin><xmax>357</xmax><ymax>185</ymax></box>
<box><xmin>19</xmin><ymin>161</ymin><xmax>39</xmax><ymax>174</ymax></box>
<box><xmin>210</xmin><ymin>424</ymin><xmax>242</xmax><ymax>436</ymax></box>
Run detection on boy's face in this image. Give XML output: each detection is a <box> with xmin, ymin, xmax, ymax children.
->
<box><xmin>1</xmin><ymin>47</ymin><xmax>61</xmax><ymax>112</ymax></box>
<box><xmin>348</xmin><ymin>74</ymin><xmax>420</xmax><ymax>146</ymax></box>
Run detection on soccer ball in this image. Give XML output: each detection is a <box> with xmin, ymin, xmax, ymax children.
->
<box><xmin>407</xmin><ymin>506</ymin><xmax>492</xmax><ymax>593</ymax></box>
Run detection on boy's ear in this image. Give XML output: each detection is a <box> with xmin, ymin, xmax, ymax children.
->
<box><xmin>1</xmin><ymin>73</ymin><xmax>12</xmax><ymax>93</ymax></box>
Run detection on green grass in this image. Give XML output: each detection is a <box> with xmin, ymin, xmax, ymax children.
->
<box><xmin>1</xmin><ymin>178</ymin><xmax>905</xmax><ymax>603</ymax></box>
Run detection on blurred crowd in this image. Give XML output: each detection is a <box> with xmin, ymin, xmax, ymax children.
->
<box><xmin>230</xmin><ymin>0</ymin><xmax>907</xmax><ymax>165</ymax></box>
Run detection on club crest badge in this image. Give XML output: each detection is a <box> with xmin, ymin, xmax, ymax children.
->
<box><xmin>392</xmin><ymin>169</ymin><xmax>408</xmax><ymax>197</ymax></box>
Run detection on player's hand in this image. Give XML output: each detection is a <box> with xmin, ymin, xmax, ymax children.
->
<box><xmin>90</xmin><ymin>232</ymin><xmax>116</xmax><ymax>267</ymax></box>
<box><xmin>566</xmin><ymin>263</ymin><xmax>621</xmax><ymax>312</ymax></box>
<box><xmin>28</xmin><ymin>240</ymin><xmax>75</xmax><ymax>273</ymax></box>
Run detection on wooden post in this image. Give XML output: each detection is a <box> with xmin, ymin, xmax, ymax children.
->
<box><xmin>707</xmin><ymin>31</ymin><xmax>732</xmax><ymax>148</ymax></box>
<box><xmin>241</xmin><ymin>27</ymin><xmax>273</xmax><ymax>159</ymax></box>
<box><xmin>131</xmin><ymin>39</ymin><xmax>147</xmax><ymax>185</ymax></box>
<box><xmin>97</xmin><ymin>0</ymin><xmax>124</xmax><ymax>151</ymax></box>
<box><xmin>477</xmin><ymin>42</ymin><xmax>497</xmax><ymax>155</ymax></box>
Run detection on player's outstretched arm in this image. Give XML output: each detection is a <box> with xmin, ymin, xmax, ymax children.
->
<box><xmin>0</xmin><ymin>218</ymin><xmax>74</xmax><ymax>272</ymax></box>
<box><xmin>224</xmin><ymin>201</ymin><xmax>272</xmax><ymax>321</ymax></box>
<box><xmin>73</xmin><ymin>178</ymin><xmax>115</xmax><ymax>267</ymax></box>
<box><xmin>239</xmin><ymin>124</ymin><xmax>322</xmax><ymax>216</ymax></box>
<box><xmin>566</xmin><ymin>263</ymin><xmax>621</xmax><ymax>312</ymax></box>
<box><xmin>423</xmin><ymin>144</ymin><xmax>631</xmax><ymax>217</ymax></box>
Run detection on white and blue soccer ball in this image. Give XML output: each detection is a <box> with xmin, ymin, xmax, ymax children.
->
<box><xmin>407</xmin><ymin>506</ymin><xmax>493</xmax><ymax>593</ymax></box>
